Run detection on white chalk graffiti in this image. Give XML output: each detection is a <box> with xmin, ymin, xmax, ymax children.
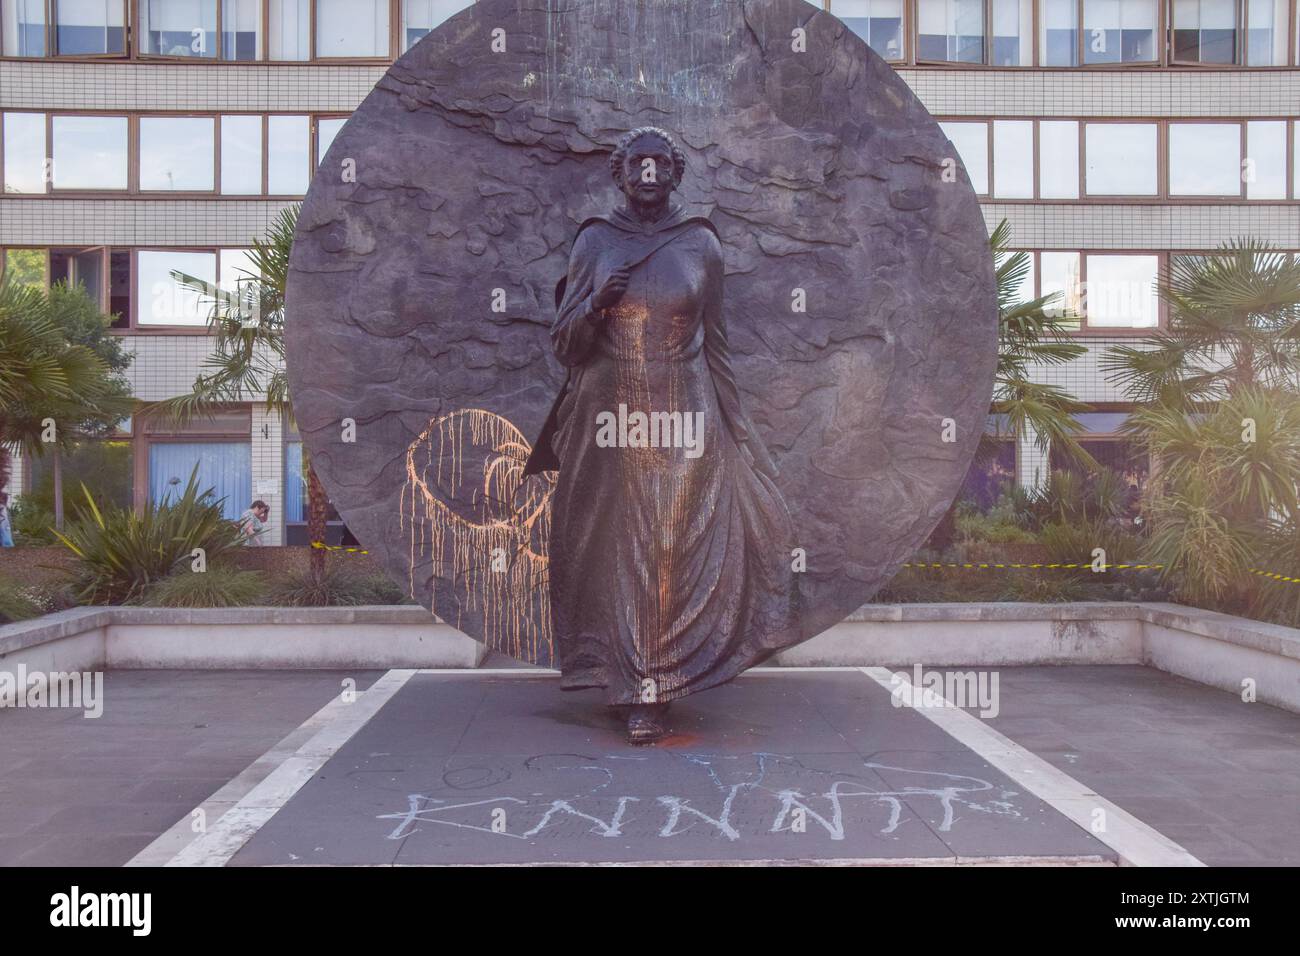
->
<box><xmin>375</xmin><ymin>753</ymin><xmax>1023</xmax><ymax>842</ymax></box>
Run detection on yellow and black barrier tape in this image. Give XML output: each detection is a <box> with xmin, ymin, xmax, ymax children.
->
<box><xmin>311</xmin><ymin>540</ymin><xmax>371</xmax><ymax>555</ymax></box>
<box><xmin>311</xmin><ymin>541</ymin><xmax>1298</xmax><ymax>586</ymax></box>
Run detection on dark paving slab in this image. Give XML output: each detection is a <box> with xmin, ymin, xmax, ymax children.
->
<box><xmin>959</xmin><ymin>665</ymin><xmax>1300</xmax><ymax>866</ymax></box>
<box><xmin>230</xmin><ymin>672</ymin><xmax>1112</xmax><ymax>865</ymax></box>
<box><xmin>0</xmin><ymin>669</ymin><xmax>382</xmax><ymax>867</ymax></box>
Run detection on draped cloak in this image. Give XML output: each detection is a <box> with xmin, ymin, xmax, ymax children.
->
<box><xmin>524</xmin><ymin>204</ymin><xmax>803</xmax><ymax>703</ymax></box>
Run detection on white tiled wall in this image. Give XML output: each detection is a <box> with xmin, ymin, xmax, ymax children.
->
<box><xmin>250</xmin><ymin>406</ymin><xmax>285</xmax><ymax>546</ymax></box>
<box><xmin>0</xmin><ymin>200</ymin><xmax>299</xmax><ymax>247</ymax></box>
<box><xmin>0</xmin><ymin>62</ymin><xmax>386</xmax><ymax>112</ymax></box>
<box><xmin>900</xmin><ymin>69</ymin><xmax>1300</xmax><ymax>118</ymax></box>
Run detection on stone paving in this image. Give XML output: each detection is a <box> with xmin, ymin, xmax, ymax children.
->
<box><xmin>1</xmin><ymin>665</ymin><xmax>1297</xmax><ymax>866</ymax></box>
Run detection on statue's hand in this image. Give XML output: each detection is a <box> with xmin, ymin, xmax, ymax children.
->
<box><xmin>592</xmin><ymin>264</ymin><xmax>632</xmax><ymax>311</ymax></box>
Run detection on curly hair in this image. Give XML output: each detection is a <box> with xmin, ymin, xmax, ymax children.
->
<box><xmin>608</xmin><ymin>127</ymin><xmax>686</xmax><ymax>187</ymax></box>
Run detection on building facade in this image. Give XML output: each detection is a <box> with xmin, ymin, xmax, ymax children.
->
<box><xmin>2</xmin><ymin>0</ymin><xmax>1298</xmax><ymax>543</ymax></box>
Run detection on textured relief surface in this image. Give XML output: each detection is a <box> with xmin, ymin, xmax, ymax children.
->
<box><xmin>284</xmin><ymin>0</ymin><xmax>998</xmax><ymax>666</ymax></box>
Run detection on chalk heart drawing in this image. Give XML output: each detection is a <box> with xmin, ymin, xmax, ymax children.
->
<box><xmin>283</xmin><ymin>0</ymin><xmax>998</xmax><ymax>666</ymax></box>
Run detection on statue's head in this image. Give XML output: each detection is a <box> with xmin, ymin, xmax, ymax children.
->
<box><xmin>609</xmin><ymin>127</ymin><xmax>685</xmax><ymax>206</ymax></box>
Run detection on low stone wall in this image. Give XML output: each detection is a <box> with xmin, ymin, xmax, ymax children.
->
<box><xmin>1</xmin><ymin>601</ymin><xmax>1297</xmax><ymax>712</ymax></box>
<box><xmin>0</xmin><ymin>545</ymin><xmax>387</xmax><ymax>592</ymax></box>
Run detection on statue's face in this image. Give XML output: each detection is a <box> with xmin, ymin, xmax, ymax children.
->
<box><xmin>618</xmin><ymin>134</ymin><xmax>677</xmax><ymax>205</ymax></box>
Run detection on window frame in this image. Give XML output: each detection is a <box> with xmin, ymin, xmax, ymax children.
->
<box><xmin>935</xmin><ymin>115</ymin><xmax>1300</xmax><ymax>202</ymax></box>
<box><xmin>1169</xmin><ymin>0</ymin><xmax>1244</xmax><ymax>66</ymax></box>
<box><xmin>829</xmin><ymin>0</ymin><xmax>914</xmax><ymax>62</ymax></box>
<box><xmin>136</xmin><ymin>112</ymin><xmax>219</xmax><ymax>192</ymax></box>
<box><xmin>0</xmin><ymin>108</ymin><xmax>331</xmax><ymax>197</ymax></box>
<box><xmin>48</xmin><ymin>111</ymin><xmax>132</xmax><ymax>192</ymax></box>
<box><xmin>1018</xmin><ymin>248</ymin><xmax>1167</xmax><ymax>334</ymax></box>
<box><xmin>138</xmin><ymin>409</ymin><xmax>252</xmax><ymax>514</ymax></box>
<box><xmin>50</xmin><ymin>0</ymin><xmax>130</xmax><ymax>58</ymax></box>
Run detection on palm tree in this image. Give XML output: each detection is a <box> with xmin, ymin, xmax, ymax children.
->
<box><xmin>1102</xmin><ymin>240</ymin><xmax>1300</xmax><ymax>408</ymax></box>
<box><xmin>0</xmin><ymin>278</ymin><xmax>132</xmax><ymax>520</ymax></box>
<box><xmin>929</xmin><ymin>221</ymin><xmax>1090</xmax><ymax>547</ymax></box>
<box><xmin>154</xmin><ymin>204</ymin><xmax>330</xmax><ymax>571</ymax></box>
<box><xmin>1104</xmin><ymin>241</ymin><xmax>1300</xmax><ymax>618</ymax></box>
<box><xmin>987</xmin><ymin>219</ymin><xmax>1093</xmax><ymax>471</ymax></box>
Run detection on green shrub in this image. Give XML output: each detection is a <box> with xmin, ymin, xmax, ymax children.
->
<box><xmin>52</xmin><ymin>468</ymin><xmax>243</xmax><ymax>605</ymax></box>
<box><xmin>0</xmin><ymin>576</ymin><xmax>42</xmax><ymax>624</ymax></box>
<box><xmin>141</xmin><ymin>564</ymin><xmax>268</xmax><ymax>608</ymax></box>
<box><xmin>9</xmin><ymin>498</ymin><xmax>57</xmax><ymax>545</ymax></box>
<box><xmin>352</xmin><ymin>573</ymin><xmax>413</xmax><ymax>605</ymax></box>
<box><xmin>268</xmin><ymin>564</ymin><xmax>373</xmax><ymax>607</ymax></box>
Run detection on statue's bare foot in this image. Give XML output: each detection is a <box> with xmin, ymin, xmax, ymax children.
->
<box><xmin>626</xmin><ymin>703</ymin><xmax>669</xmax><ymax>745</ymax></box>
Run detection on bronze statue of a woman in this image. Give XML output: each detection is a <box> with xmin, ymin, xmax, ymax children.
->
<box><xmin>525</xmin><ymin>127</ymin><xmax>803</xmax><ymax>744</ymax></box>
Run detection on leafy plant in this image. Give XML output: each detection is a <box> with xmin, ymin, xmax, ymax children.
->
<box><xmin>0</xmin><ymin>576</ymin><xmax>42</xmax><ymax>624</ymax></box>
<box><xmin>1104</xmin><ymin>241</ymin><xmax>1300</xmax><ymax>408</ymax></box>
<box><xmin>141</xmin><ymin>564</ymin><xmax>267</xmax><ymax>608</ymax></box>
<box><xmin>267</xmin><ymin>564</ymin><xmax>374</xmax><ymax>607</ymax></box>
<box><xmin>0</xmin><ymin>277</ymin><xmax>130</xmax><ymax>495</ymax></box>
<box><xmin>8</xmin><ymin>498</ymin><xmax>57</xmax><ymax>545</ymax></box>
<box><xmin>52</xmin><ymin>468</ymin><xmax>244</xmax><ymax>605</ymax></box>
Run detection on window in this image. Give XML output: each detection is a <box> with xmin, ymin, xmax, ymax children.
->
<box><xmin>1040</xmin><ymin>251</ymin><xmax>1082</xmax><ymax>325</ymax></box>
<box><xmin>136</xmin><ymin>250</ymin><xmax>217</xmax><ymax>326</ymax></box>
<box><xmin>1168</xmin><ymin>122</ymin><xmax>1241</xmax><ymax>196</ymax></box>
<box><xmin>917</xmin><ymin>0</ymin><xmax>984</xmax><ymax>62</ymax></box>
<box><xmin>1082</xmin><ymin>0</ymin><xmax>1157</xmax><ymax>64</ymax></box>
<box><xmin>990</xmin><ymin>0</ymin><xmax>1032</xmax><ymax>65</ymax></box>
<box><xmin>1295</xmin><ymin>122</ymin><xmax>1300</xmax><ymax>199</ymax></box>
<box><xmin>316</xmin><ymin>0</ymin><xmax>389</xmax><ymax>57</ymax></box>
<box><xmin>1040</xmin><ymin>0</ymin><xmax>1078</xmax><ymax>64</ymax></box>
<box><xmin>1038</xmin><ymin>120</ymin><xmax>1079</xmax><ymax>198</ymax></box>
<box><xmin>1084</xmin><ymin>123</ymin><xmax>1157</xmax><ymax>195</ymax></box>
<box><xmin>285</xmin><ymin>440</ymin><xmax>306</xmax><ymax>522</ymax></box>
<box><xmin>2</xmin><ymin>0</ymin><xmax>46</xmax><ymax>55</ymax></box>
<box><xmin>219</xmin><ymin>247</ymin><xmax>257</xmax><ymax>296</ymax></box>
<box><xmin>29</xmin><ymin>440</ymin><xmax>134</xmax><ymax>515</ymax></box>
<box><xmin>54</xmin><ymin>0</ymin><xmax>126</xmax><ymax>55</ymax></box>
<box><xmin>223</xmin><ymin>0</ymin><xmax>261</xmax><ymax>59</ymax></box>
<box><xmin>141</xmin><ymin>0</ymin><xmax>217</xmax><ymax>57</ymax></box>
<box><xmin>50</xmin><ymin>247</ymin><xmax>105</xmax><ymax>307</ymax></box>
<box><xmin>149</xmin><ymin>442</ymin><xmax>251</xmax><ymax>520</ymax></box>
<box><xmin>109</xmin><ymin>249</ymin><xmax>130</xmax><ymax>326</ymax></box>
<box><xmin>2</xmin><ymin>112</ymin><xmax>46</xmax><ymax>194</ymax></box>
<box><xmin>139</xmin><ymin>116</ymin><xmax>216</xmax><ymax>190</ymax></box>
<box><xmin>1243</xmin><ymin>121</ymin><xmax>1286</xmax><ymax>199</ymax></box>
<box><xmin>992</xmin><ymin>120</ymin><xmax>1032</xmax><ymax>197</ymax></box>
<box><xmin>1050</xmin><ymin>433</ymin><xmax>1149</xmax><ymax>499</ymax></box>
<box><xmin>835</xmin><ymin>0</ymin><xmax>906</xmax><ymax>60</ymax></box>
<box><xmin>268</xmin><ymin>0</ymin><xmax>308</xmax><ymax>59</ymax></box>
<box><xmin>267</xmin><ymin>114</ymin><xmax>309</xmax><ymax>194</ymax></box>
<box><xmin>1245</xmin><ymin>0</ymin><xmax>1289</xmax><ymax>65</ymax></box>
<box><xmin>2</xmin><ymin>248</ymin><xmax>47</xmax><ymax>289</ymax></box>
<box><xmin>1085</xmin><ymin>254</ymin><xmax>1159</xmax><ymax>328</ymax></box>
<box><xmin>939</xmin><ymin>120</ymin><xmax>988</xmax><ymax>193</ymax></box>
<box><xmin>220</xmin><ymin>114</ymin><xmax>263</xmax><ymax>194</ymax></box>
<box><xmin>1172</xmin><ymin>0</ymin><xmax>1238</xmax><ymax>63</ymax></box>
<box><xmin>403</xmin><ymin>0</ymin><xmax>473</xmax><ymax>52</ymax></box>
<box><xmin>316</xmin><ymin>116</ymin><xmax>345</xmax><ymax>166</ymax></box>
<box><xmin>51</xmin><ymin>115</ymin><xmax>128</xmax><ymax>190</ymax></box>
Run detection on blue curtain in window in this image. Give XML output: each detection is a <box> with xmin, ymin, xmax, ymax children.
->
<box><xmin>285</xmin><ymin>441</ymin><xmax>306</xmax><ymax>523</ymax></box>
<box><xmin>149</xmin><ymin>442</ymin><xmax>251</xmax><ymax>520</ymax></box>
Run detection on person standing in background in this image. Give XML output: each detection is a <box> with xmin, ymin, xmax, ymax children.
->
<box><xmin>238</xmin><ymin>500</ymin><xmax>270</xmax><ymax>547</ymax></box>
<box><xmin>0</xmin><ymin>492</ymin><xmax>14</xmax><ymax>548</ymax></box>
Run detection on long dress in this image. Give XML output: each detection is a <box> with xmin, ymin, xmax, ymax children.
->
<box><xmin>525</xmin><ymin>204</ymin><xmax>803</xmax><ymax>704</ymax></box>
